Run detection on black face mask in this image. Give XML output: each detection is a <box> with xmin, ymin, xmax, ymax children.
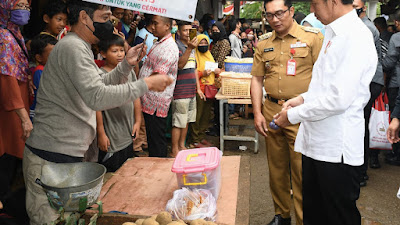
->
<box><xmin>356</xmin><ymin>7</ymin><xmax>364</xmax><ymax>16</ymax></box>
<box><xmin>211</xmin><ymin>32</ymin><xmax>221</xmax><ymax>41</ymax></box>
<box><xmin>92</xmin><ymin>20</ymin><xmax>114</xmax><ymax>41</ymax></box>
<box><xmin>198</xmin><ymin>45</ymin><xmax>208</xmax><ymax>53</ymax></box>
<box><xmin>242</xmin><ymin>38</ymin><xmax>248</xmax><ymax>43</ymax></box>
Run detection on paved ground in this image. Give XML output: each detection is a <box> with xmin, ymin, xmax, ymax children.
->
<box><xmin>211</xmin><ymin>117</ymin><xmax>400</xmax><ymax>225</ymax></box>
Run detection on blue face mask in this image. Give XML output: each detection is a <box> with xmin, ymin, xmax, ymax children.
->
<box><xmin>171</xmin><ymin>26</ymin><xmax>178</xmax><ymax>34</ymax></box>
<box><xmin>10</xmin><ymin>9</ymin><xmax>30</xmax><ymax>26</ymax></box>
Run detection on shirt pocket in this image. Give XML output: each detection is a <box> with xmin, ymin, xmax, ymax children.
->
<box><xmin>292</xmin><ymin>47</ymin><xmax>311</xmax><ymax>74</ymax></box>
<box><xmin>262</xmin><ymin>52</ymin><xmax>277</xmax><ymax>77</ymax></box>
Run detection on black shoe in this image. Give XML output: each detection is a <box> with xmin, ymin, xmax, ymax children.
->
<box><xmin>267</xmin><ymin>215</ymin><xmax>291</xmax><ymax>225</ymax></box>
<box><xmin>385</xmin><ymin>155</ymin><xmax>400</xmax><ymax>166</ymax></box>
<box><xmin>364</xmin><ymin>174</ymin><xmax>369</xmax><ymax>181</ymax></box>
<box><xmin>360</xmin><ymin>179</ymin><xmax>367</xmax><ymax>187</ymax></box>
<box><xmin>370</xmin><ymin>156</ymin><xmax>381</xmax><ymax>169</ymax></box>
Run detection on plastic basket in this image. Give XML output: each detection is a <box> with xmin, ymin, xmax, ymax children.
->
<box><xmin>221</xmin><ymin>76</ymin><xmax>251</xmax><ymax>97</ymax></box>
<box><xmin>224</xmin><ymin>62</ymin><xmax>253</xmax><ymax>73</ymax></box>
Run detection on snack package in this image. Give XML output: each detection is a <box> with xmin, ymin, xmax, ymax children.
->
<box><xmin>165</xmin><ymin>188</ymin><xmax>217</xmax><ymax>221</ymax></box>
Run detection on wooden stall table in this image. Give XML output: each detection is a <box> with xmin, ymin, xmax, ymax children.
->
<box><xmin>215</xmin><ymin>91</ymin><xmax>259</xmax><ymax>153</ymax></box>
<box><xmin>88</xmin><ymin>156</ymin><xmax>250</xmax><ymax>225</ymax></box>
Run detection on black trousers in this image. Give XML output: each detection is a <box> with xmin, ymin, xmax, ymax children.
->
<box><xmin>362</xmin><ymin>82</ymin><xmax>383</xmax><ymax>173</ymax></box>
<box><xmin>143</xmin><ymin>112</ymin><xmax>167</xmax><ymax>157</ymax></box>
<box><xmin>303</xmin><ymin>155</ymin><xmax>361</xmax><ymax>225</ymax></box>
<box><xmin>98</xmin><ymin>143</ymin><xmax>134</xmax><ymax>172</ymax></box>
<box><xmin>0</xmin><ymin>154</ymin><xmax>18</xmax><ymax>200</ymax></box>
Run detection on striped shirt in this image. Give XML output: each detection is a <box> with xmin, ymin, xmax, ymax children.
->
<box><xmin>173</xmin><ymin>40</ymin><xmax>197</xmax><ymax>100</ymax></box>
<box><xmin>139</xmin><ymin>33</ymin><xmax>179</xmax><ymax>118</ymax></box>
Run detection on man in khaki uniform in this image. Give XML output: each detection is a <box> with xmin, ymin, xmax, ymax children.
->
<box><xmin>250</xmin><ymin>0</ymin><xmax>323</xmax><ymax>224</ymax></box>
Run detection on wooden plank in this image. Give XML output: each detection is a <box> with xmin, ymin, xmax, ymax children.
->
<box><xmin>235</xmin><ymin>156</ymin><xmax>250</xmax><ymax>225</ymax></box>
<box><xmin>96</xmin><ymin>156</ymin><xmax>242</xmax><ymax>225</ymax></box>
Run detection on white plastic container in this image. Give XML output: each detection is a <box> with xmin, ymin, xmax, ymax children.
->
<box><xmin>171</xmin><ymin>147</ymin><xmax>222</xmax><ymax>199</ymax></box>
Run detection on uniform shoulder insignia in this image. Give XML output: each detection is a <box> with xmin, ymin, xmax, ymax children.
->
<box><xmin>301</xmin><ymin>26</ymin><xmax>321</xmax><ymax>34</ymax></box>
<box><xmin>258</xmin><ymin>32</ymin><xmax>272</xmax><ymax>41</ymax></box>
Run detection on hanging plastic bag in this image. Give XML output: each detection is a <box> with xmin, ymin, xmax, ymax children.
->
<box><xmin>165</xmin><ymin>188</ymin><xmax>217</xmax><ymax>221</ymax></box>
<box><xmin>369</xmin><ymin>92</ymin><xmax>392</xmax><ymax>150</ymax></box>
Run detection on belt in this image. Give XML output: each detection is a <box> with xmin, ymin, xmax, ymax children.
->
<box><xmin>266</xmin><ymin>94</ymin><xmax>289</xmax><ymax>106</ymax></box>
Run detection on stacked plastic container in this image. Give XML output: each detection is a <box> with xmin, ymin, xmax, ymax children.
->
<box><xmin>171</xmin><ymin>147</ymin><xmax>222</xmax><ymax>199</ymax></box>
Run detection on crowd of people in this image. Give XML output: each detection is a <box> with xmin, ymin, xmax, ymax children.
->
<box><xmin>1</xmin><ymin>0</ymin><xmax>400</xmax><ymax>224</ymax></box>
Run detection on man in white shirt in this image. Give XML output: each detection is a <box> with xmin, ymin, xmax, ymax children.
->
<box><xmin>274</xmin><ymin>0</ymin><xmax>378</xmax><ymax>224</ymax></box>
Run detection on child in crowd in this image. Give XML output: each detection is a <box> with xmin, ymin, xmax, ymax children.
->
<box><xmin>40</xmin><ymin>0</ymin><xmax>67</xmax><ymax>39</ymax></box>
<box><xmin>96</xmin><ymin>35</ymin><xmax>142</xmax><ymax>172</ymax></box>
<box><xmin>29</xmin><ymin>34</ymin><xmax>58</xmax><ymax>121</ymax></box>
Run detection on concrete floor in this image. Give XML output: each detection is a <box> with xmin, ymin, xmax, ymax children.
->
<box><xmin>211</xmin><ymin>117</ymin><xmax>400</xmax><ymax>225</ymax></box>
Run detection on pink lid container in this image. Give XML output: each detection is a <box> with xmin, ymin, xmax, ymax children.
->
<box><xmin>171</xmin><ymin>147</ymin><xmax>221</xmax><ymax>174</ymax></box>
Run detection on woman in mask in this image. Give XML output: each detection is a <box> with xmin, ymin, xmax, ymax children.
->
<box><xmin>210</xmin><ymin>21</ymin><xmax>231</xmax><ymax>69</ymax></box>
<box><xmin>190</xmin><ymin>34</ymin><xmax>221</xmax><ymax>148</ymax></box>
<box><xmin>0</xmin><ymin>0</ymin><xmax>32</xmax><ymax>216</ymax></box>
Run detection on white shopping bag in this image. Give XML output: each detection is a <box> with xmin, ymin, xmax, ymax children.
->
<box><xmin>369</xmin><ymin>92</ymin><xmax>392</xmax><ymax>150</ymax></box>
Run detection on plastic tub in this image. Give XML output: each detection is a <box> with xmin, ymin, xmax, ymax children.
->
<box><xmin>171</xmin><ymin>147</ymin><xmax>222</xmax><ymax>199</ymax></box>
<box><xmin>224</xmin><ymin>62</ymin><xmax>253</xmax><ymax>73</ymax></box>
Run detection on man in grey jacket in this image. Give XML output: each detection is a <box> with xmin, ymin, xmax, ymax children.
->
<box><xmin>353</xmin><ymin>0</ymin><xmax>384</xmax><ymax>186</ymax></box>
<box><xmin>383</xmin><ymin>11</ymin><xmax>400</xmax><ymax>166</ymax></box>
<box><xmin>22</xmin><ymin>1</ymin><xmax>172</xmax><ymax>224</ymax></box>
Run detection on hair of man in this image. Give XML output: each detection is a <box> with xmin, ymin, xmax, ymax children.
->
<box><xmin>373</xmin><ymin>17</ymin><xmax>388</xmax><ymax>29</ymax></box>
<box><xmin>264</xmin><ymin>0</ymin><xmax>292</xmax><ymax>9</ymax></box>
<box><xmin>66</xmin><ymin>0</ymin><xmax>110</xmax><ymax>25</ymax></box>
<box><xmin>177</xmin><ymin>20</ymin><xmax>191</xmax><ymax>30</ymax></box>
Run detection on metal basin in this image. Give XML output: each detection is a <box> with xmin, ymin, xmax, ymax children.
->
<box><xmin>36</xmin><ymin>162</ymin><xmax>106</xmax><ymax>212</ymax></box>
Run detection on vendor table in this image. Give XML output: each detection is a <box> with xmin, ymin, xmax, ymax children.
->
<box><xmin>91</xmin><ymin>156</ymin><xmax>250</xmax><ymax>225</ymax></box>
<box><xmin>216</xmin><ymin>91</ymin><xmax>259</xmax><ymax>154</ymax></box>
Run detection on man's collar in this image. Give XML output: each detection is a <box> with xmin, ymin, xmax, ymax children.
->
<box><xmin>271</xmin><ymin>20</ymin><xmax>299</xmax><ymax>41</ymax></box>
<box><xmin>156</xmin><ymin>33</ymin><xmax>172</xmax><ymax>43</ymax></box>
<box><xmin>326</xmin><ymin>9</ymin><xmax>357</xmax><ymax>36</ymax></box>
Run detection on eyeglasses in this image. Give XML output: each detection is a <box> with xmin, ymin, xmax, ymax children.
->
<box><xmin>266</xmin><ymin>8</ymin><xmax>290</xmax><ymax>20</ymax></box>
<box><xmin>15</xmin><ymin>3</ymin><xmax>32</xmax><ymax>11</ymax></box>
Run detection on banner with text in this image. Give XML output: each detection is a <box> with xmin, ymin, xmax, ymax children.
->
<box><xmin>83</xmin><ymin>0</ymin><xmax>198</xmax><ymax>22</ymax></box>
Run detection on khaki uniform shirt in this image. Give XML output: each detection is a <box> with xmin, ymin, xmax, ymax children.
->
<box><xmin>251</xmin><ymin>22</ymin><xmax>324</xmax><ymax>100</ymax></box>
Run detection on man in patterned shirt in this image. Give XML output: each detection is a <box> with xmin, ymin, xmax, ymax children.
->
<box><xmin>139</xmin><ymin>15</ymin><xmax>179</xmax><ymax>157</ymax></box>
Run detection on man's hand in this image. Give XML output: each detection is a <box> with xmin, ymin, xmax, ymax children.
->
<box><xmin>126</xmin><ymin>43</ymin><xmax>147</xmax><ymax>66</ymax></box>
<box><xmin>144</xmin><ymin>74</ymin><xmax>174</xmax><ymax>92</ymax></box>
<box><xmin>197</xmin><ymin>89</ymin><xmax>206</xmax><ymax>101</ymax></box>
<box><xmin>132</xmin><ymin>122</ymin><xmax>140</xmax><ymax>141</ymax></box>
<box><xmin>98</xmin><ymin>133</ymin><xmax>110</xmax><ymax>152</ymax></box>
<box><xmin>282</xmin><ymin>95</ymin><xmax>304</xmax><ymax>110</ymax></box>
<box><xmin>254</xmin><ymin>113</ymin><xmax>268</xmax><ymax>137</ymax></box>
<box><xmin>130</xmin><ymin>20</ymin><xmax>139</xmax><ymax>31</ymax></box>
<box><xmin>188</xmin><ymin>37</ymin><xmax>199</xmax><ymax>49</ymax></box>
<box><xmin>387</xmin><ymin>118</ymin><xmax>400</xmax><ymax>144</ymax></box>
<box><xmin>242</xmin><ymin>45</ymin><xmax>248</xmax><ymax>53</ymax></box>
<box><xmin>274</xmin><ymin>109</ymin><xmax>291</xmax><ymax>128</ymax></box>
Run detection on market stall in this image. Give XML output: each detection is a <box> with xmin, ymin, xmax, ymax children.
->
<box><xmin>85</xmin><ymin>155</ymin><xmax>250</xmax><ymax>225</ymax></box>
<box><xmin>216</xmin><ymin>58</ymin><xmax>259</xmax><ymax>154</ymax></box>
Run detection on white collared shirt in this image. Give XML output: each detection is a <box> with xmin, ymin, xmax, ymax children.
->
<box><xmin>287</xmin><ymin>10</ymin><xmax>378</xmax><ymax>166</ymax></box>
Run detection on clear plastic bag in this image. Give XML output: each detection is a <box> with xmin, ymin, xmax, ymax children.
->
<box><xmin>165</xmin><ymin>188</ymin><xmax>217</xmax><ymax>221</ymax></box>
